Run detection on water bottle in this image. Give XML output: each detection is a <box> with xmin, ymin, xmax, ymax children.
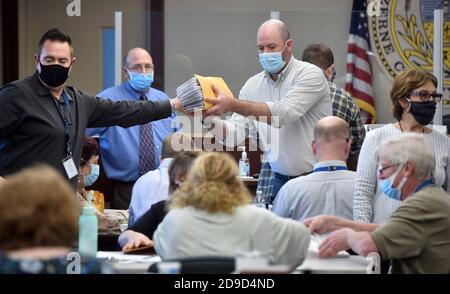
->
<box><xmin>79</xmin><ymin>205</ymin><xmax>98</xmax><ymax>257</ymax></box>
<box><xmin>254</xmin><ymin>190</ymin><xmax>265</xmax><ymax>209</ymax></box>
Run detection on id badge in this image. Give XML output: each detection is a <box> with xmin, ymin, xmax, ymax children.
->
<box><xmin>62</xmin><ymin>155</ymin><xmax>78</xmax><ymax>179</ymax></box>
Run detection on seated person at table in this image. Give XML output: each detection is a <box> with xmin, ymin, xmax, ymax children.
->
<box><xmin>273</xmin><ymin>116</ymin><xmax>355</xmax><ymax>221</ymax></box>
<box><xmin>118</xmin><ymin>151</ymin><xmax>200</xmax><ymax>250</ymax></box>
<box><xmin>304</xmin><ymin>134</ymin><xmax>450</xmax><ymax>274</ymax></box>
<box><xmin>153</xmin><ymin>152</ymin><xmax>311</xmax><ymax>267</ymax></box>
<box><xmin>128</xmin><ymin>132</ymin><xmax>193</xmax><ymax>226</ymax></box>
<box><xmin>0</xmin><ymin>165</ymin><xmax>115</xmax><ymax>274</ymax></box>
<box><xmin>77</xmin><ymin>136</ymin><xmax>100</xmax><ymax>198</ymax></box>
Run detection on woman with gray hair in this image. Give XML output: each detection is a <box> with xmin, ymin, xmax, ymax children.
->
<box><xmin>303</xmin><ymin>134</ymin><xmax>450</xmax><ymax>274</ymax></box>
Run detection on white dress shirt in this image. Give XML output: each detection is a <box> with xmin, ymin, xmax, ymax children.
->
<box><xmin>128</xmin><ymin>158</ymin><xmax>172</xmax><ymax>226</ymax></box>
<box><xmin>272</xmin><ymin>160</ymin><xmax>355</xmax><ymax>221</ymax></box>
<box><xmin>223</xmin><ymin>57</ymin><xmax>332</xmax><ymax>176</ymax></box>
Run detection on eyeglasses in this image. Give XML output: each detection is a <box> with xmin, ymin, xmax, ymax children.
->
<box><xmin>407</xmin><ymin>90</ymin><xmax>443</xmax><ymax>102</ymax></box>
<box><xmin>127</xmin><ymin>63</ymin><xmax>154</xmax><ymax>73</ymax></box>
<box><xmin>378</xmin><ymin>164</ymin><xmax>396</xmax><ymax>175</ymax></box>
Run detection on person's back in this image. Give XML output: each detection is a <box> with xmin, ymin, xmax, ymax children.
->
<box><xmin>371</xmin><ymin>186</ymin><xmax>450</xmax><ymax>274</ymax></box>
<box><xmin>153</xmin><ymin>152</ymin><xmax>310</xmax><ymax>267</ymax></box>
<box><xmin>273</xmin><ymin>116</ymin><xmax>355</xmax><ymax>221</ymax></box>
<box><xmin>153</xmin><ymin>204</ymin><xmax>310</xmax><ymax>267</ymax></box>
<box><xmin>273</xmin><ymin>166</ymin><xmax>355</xmax><ymax>221</ymax></box>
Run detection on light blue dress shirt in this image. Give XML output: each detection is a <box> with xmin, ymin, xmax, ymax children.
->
<box><xmin>86</xmin><ymin>82</ymin><xmax>178</xmax><ymax>182</ymax></box>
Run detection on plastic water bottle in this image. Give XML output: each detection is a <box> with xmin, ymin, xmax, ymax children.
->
<box><xmin>254</xmin><ymin>190</ymin><xmax>265</xmax><ymax>209</ymax></box>
<box><xmin>79</xmin><ymin>204</ymin><xmax>98</xmax><ymax>257</ymax></box>
<box><xmin>239</xmin><ymin>147</ymin><xmax>250</xmax><ymax>177</ymax></box>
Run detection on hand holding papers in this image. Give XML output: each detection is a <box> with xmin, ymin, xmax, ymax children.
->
<box><xmin>311</xmin><ymin>232</ymin><xmax>350</xmax><ymax>258</ymax></box>
<box><xmin>176</xmin><ymin>75</ymin><xmax>233</xmax><ymax>113</ymax></box>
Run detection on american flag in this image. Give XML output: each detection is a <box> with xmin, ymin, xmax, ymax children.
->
<box><xmin>345</xmin><ymin>0</ymin><xmax>376</xmax><ymax>124</ymax></box>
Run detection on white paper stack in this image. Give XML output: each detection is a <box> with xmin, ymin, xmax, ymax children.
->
<box><xmin>176</xmin><ymin>77</ymin><xmax>204</xmax><ymax>112</ymax></box>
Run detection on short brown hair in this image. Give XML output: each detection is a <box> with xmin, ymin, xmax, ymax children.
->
<box><xmin>81</xmin><ymin>136</ymin><xmax>99</xmax><ymax>167</ymax></box>
<box><xmin>38</xmin><ymin>28</ymin><xmax>74</xmax><ymax>57</ymax></box>
<box><xmin>0</xmin><ymin>165</ymin><xmax>78</xmax><ymax>251</ymax></box>
<box><xmin>169</xmin><ymin>152</ymin><xmax>251</xmax><ymax>214</ymax></box>
<box><xmin>301</xmin><ymin>44</ymin><xmax>334</xmax><ymax>70</ymax></box>
<box><xmin>390</xmin><ymin>69</ymin><xmax>437</xmax><ymax>121</ymax></box>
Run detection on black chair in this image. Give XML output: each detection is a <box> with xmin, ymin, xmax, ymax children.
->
<box><xmin>148</xmin><ymin>256</ymin><xmax>235</xmax><ymax>274</ymax></box>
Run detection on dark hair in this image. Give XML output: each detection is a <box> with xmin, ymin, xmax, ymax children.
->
<box><xmin>38</xmin><ymin>28</ymin><xmax>73</xmax><ymax>57</ymax></box>
<box><xmin>390</xmin><ymin>69</ymin><xmax>438</xmax><ymax>121</ymax></box>
<box><xmin>168</xmin><ymin>151</ymin><xmax>200</xmax><ymax>194</ymax></box>
<box><xmin>81</xmin><ymin>137</ymin><xmax>99</xmax><ymax>167</ymax></box>
<box><xmin>161</xmin><ymin>133</ymin><xmax>194</xmax><ymax>159</ymax></box>
<box><xmin>302</xmin><ymin>44</ymin><xmax>334</xmax><ymax>70</ymax></box>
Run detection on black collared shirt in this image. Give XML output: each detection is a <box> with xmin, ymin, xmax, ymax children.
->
<box><xmin>0</xmin><ymin>72</ymin><xmax>171</xmax><ymax>188</ymax></box>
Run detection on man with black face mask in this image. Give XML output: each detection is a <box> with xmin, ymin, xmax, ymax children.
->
<box><xmin>0</xmin><ymin>28</ymin><xmax>183</xmax><ymax>189</ymax></box>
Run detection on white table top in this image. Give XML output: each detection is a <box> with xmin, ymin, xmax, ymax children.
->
<box><xmin>98</xmin><ymin>250</ymin><xmax>371</xmax><ymax>274</ymax></box>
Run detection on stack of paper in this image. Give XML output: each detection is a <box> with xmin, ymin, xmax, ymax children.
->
<box><xmin>176</xmin><ymin>77</ymin><xmax>204</xmax><ymax>112</ymax></box>
<box><xmin>176</xmin><ymin>74</ymin><xmax>234</xmax><ymax>112</ymax></box>
<box><xmin>309</xmin><ymin>233</ymin><xmax>350</xmax><ymax>258</ymax></box>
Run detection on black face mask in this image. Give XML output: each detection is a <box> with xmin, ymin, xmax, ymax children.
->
<box><xmin>409</xmin><ymin>100</ymin><xmax>436</xmax><ymax>126</ymax></box>
<box><xmin>38</xmin><ymin>62</ymin><xmax>70</xmax><ymax>88</ymax></box>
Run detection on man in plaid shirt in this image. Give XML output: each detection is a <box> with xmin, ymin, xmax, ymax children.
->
<box><xmin>257</xmin><ymin>44</ymin><xmax>365</xmax><ymax>201</ymax></box>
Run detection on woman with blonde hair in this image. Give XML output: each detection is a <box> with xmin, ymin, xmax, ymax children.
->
<box><xmin>153</xmin><ymin>152</ymin><xmax>310</xmax><ymax>267</ymax></box>
<box><xmin>353</xmin><ymin>69</ymin><xmax>449</xmax><ymax>224</ymax></box>
<box><xmin>0</xmin><ymin>165</ymin><xmax>114</xmax><ymax>274</ymax></box>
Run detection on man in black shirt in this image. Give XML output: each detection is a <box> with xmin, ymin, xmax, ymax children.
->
<box><xmin>0</xmin><ymin>28</ymin><xmax>182</xmax><ymax>188</ymax></box>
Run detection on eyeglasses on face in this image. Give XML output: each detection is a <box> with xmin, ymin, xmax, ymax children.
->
<box><xmin>378</xmin><ymin>164</ymin><xmax>396</xmax><ymax>175</ymax></box>
<box><xmin>127</xmin><ymin>63</ymin><xmax>154</xmax><ymax>73</ymax></box>
<box><xmin>407</xmin><ymin>90</ymin><xmax>443</xmax><ymax>102</ymax></box>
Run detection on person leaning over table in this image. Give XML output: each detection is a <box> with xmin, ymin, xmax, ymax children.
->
<box><xmin>0</xmin><ymin>165</ymin><xmax>115</xmax><ymax>274</ymax></box>
<box><xmin>118</xmin><ymin>151</ymin><xmax>200</xmax><ymax>251</ymax></box>
<box><xmin>352</xmin><ymin>69</ymin><xmax>448</xmax><ymax>224</ymax></box>
<box><xmin>0</xmin><ymin>28</ymin><xmax>183</xmax><ymax>189</ymax></box>
<box><xmin>304</xmin><ymin>134</ymin><xmax>450</xmax><ymax>274</ymax></box>
<box><xmin>153</xmin><ymin>152</ymin><xmax>311</xmax><ymax>267</ymax></box>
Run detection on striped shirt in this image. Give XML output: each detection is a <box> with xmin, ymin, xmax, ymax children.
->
<box><xmin>353</xmin><ymin>124</ymin><xmax>450</xmax><ymax>224</ymax></box>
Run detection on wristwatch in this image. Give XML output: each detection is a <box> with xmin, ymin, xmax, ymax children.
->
<box><xmin>169</xmin><ymin>99</ymin><xmax>176</xmax><ymax>113</ymax></box>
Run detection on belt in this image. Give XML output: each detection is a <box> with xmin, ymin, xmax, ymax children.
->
<box><xmin>273</xmin><ymin>171</ymin><xmax>308</xmax><ymax>181</ymax></box>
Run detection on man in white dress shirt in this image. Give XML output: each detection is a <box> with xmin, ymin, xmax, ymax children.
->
<box><xmin>272</xmin><ymin>116</ymin><xmax>355</xmax><ymax>221</ymax></box>
<box><xmin>205</xmin><ymin>19</ymin><xmax>331</xmax><ymax>197</ymax></box>
<box><xmin>128</xmin><ymin>133</ymin><xmax>192</xmax><ymax>226</ymax></box>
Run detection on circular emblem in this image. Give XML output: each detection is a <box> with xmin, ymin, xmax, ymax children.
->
<box><xmin>369</xmin><ymin>0</ymin><xmax>449</xmax><ymax>101</ymax></box>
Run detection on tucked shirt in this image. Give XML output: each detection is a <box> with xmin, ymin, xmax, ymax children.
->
<box><xmin>328</xmin><ymin>82</ymin><xmax>365</xmax><ymax>156</ymax></box>
<box><xmin>128</xmin><ymin>158</ymin><xmax>172</xmax><ymax>226</ymax></box>
<box><xmin>272</xmin><ymin>160</ymin><xmax>355</xmax><ymax>221</ymax></box>
<box><xmin>223</xmin><ymin>58</ymin><xmax>332</xmax><ymax>176</ymax></box>
<box><xmin>371</xmin><ymin>186</ymin><xmax>450</xmax><ymax>274</ymax></box>
<box><xmin>353</xmin><ymin>124</ymin><xmax>450</xmax><ymax>224</ymax></box>
<box><xmin>86</xmin><ymin>82</ymin><xmax>177</xmax><ymax>182</ymax></box>
<box><xmin>0</xmin><ymin>72</ymin><xmax>172</xmax><ymax>188</ymax></box>
<box><xmin>153</xmin><ymin>205</ymin><xmax>311</xmax><ymax>267</ymax></box>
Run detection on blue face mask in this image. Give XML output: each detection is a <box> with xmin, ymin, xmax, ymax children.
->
<box><xmin>378</xmin><ymin>166</ymin><xmax>407</xmax><ymax>201</ymax></box>
<box><xmin>83</xmin><ymin>163</ymin><xmax>100</xmax><ymax>187</ymax></box>
<box><xmin>128</xmin><ymin>70</ymin><xmax>154</xmax><ymax>92</ymax></box>
<box><xmin>258</xmin><ymin>43</ymin><xmax>287</xmax><ymax>74</ymax></box>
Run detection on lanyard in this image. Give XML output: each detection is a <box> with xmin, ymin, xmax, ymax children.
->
<box><xmin>313</xmin><ymin>166</ymin><xmax>347</xmax><ymax>173</ymax></box>
<box><xmin>52</xmin><ymin>91</ymin><xmax>73</xmax><ymax>156</ymax></box>
<box><xmin>414</xmin><ymin>178</ymin><xmax>434</xmax><ymax>193</ymax></box>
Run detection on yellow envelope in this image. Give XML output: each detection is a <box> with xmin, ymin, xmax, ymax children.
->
<box><xmin>195</xmin><ymin>74</ymin><xmax>234</xmax><ymax>110</ymax></box>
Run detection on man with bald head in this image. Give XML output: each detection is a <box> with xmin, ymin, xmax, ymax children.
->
<box><xmin>272</xmin><ymin>116</ymin><xmax>355</xmax><ymax>221</ymax></box>
<box><xmin>87</xmin><ymin>48</ymin><xmax>178</xmax><ymax>209</ymax></box>
<box><xmin>206</xmin><ymin>19</ymin><xmax>331</xmax><ymax>197</ymax></box>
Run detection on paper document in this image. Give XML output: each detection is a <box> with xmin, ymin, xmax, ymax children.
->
<box><xmin>176</xmin><ymin>75</ymin><xmax>233</xmax><ymax>112</ymax></box>
<box><xmin>309</xmin><ymin>234</ymin><xmax>350</xmax><ymax>258</ymax></box>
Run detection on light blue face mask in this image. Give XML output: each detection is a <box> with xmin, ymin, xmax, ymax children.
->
<box><xmin>378</xmin><ymin>165</ymin><xmax>407</xmax><ymax>201</ymax></box>
<box><xmin>127</xmin><ymin>70</ymin><xmax>154</xmax><ymax>92</ymax></box>
<box><xmin>258</xmin><ymin>43</ymin><xmax>287</xmax><ymax>74</ymax></box>
<box><xmin>83</xmin><ymin>163</ymin><xmax>100</xmax><ymax>187</ymax></box>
